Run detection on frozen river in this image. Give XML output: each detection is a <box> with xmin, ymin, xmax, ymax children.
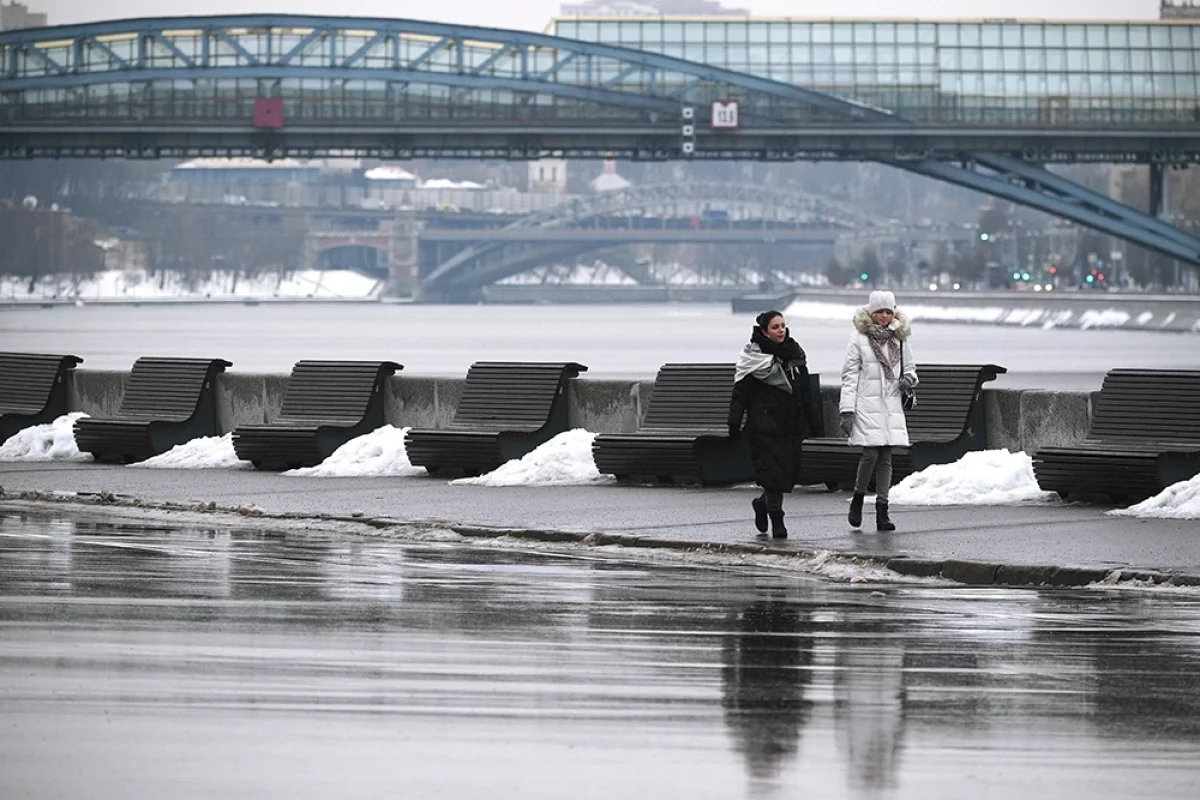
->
<box><xmin>3</xmin><ymin>302</ymin><xmax>1198</xmax><ymax>389</ymax></box>
<box><xmin>1</xmin><ymin>510</ymin><xmax>1199</xmax><ymax>799</ymax></box>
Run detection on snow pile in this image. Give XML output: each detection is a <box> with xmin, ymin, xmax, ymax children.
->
<box><xmin>781</xmin><ymin>299</ymin><xmax>1172</xmax><ymax>331</ymax></box>
<box><xmin>1078</xmin><ymin>309</ymin><xmax>1132</xmax><ymax>330</ymax></box>
<box><xmin>1109</xmin><ymin>474</ymin><xmax>1200</xmax><ymax>520</ymax></box>
<box><xmin>286</xmin><ymin>426</ymin><xmax>425</xmax><ymax>477</ymax></box>
<box><xmin>131</xmin><ymin>433</ymin><xmax>250</xmax><ymax>469</ymax></box>
<box><xmin>0</xmin><ymin>413</ymin><xmax>92</xmax><ymax>462</ymax></box>
<box><xmin>452</xmin><ymin>429</ymin><xmax>613</xmax><ymax>487</ymax></box>
<box><xmin>890</xmin><ymin>449</ymin><xmax>1058</xmax><ymax>506</ymax></box>
<box><xmin>0</xmin><ymin>269</ymin><xmax>380</xmax><ymax>301</ymax></box>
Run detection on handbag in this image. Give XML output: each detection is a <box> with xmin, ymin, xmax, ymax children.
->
<box><xmin>900</xmin><ymin>346</ymin><xmax>917</xmax><ymax>411</ymax></box>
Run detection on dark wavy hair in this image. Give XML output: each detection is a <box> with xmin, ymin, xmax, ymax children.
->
<box><xmin>755</xmin><ymin>310</ymin><xmax>784</xmax><ymax>331</ymax></box>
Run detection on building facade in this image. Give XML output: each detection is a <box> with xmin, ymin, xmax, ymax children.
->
<box><xmin>0</xmin><ymin>2</ymin><xmax>47</xmax><ymax>31</ymax></box>
<box><xmin>1161</xmin><ymin>1</ymin><xmax>1200</xmax><ymax>20</ymax></box>
<box><xmin>559</xmin><ymin>1</ymin><xmax>748</xmax><ymax>17</ymax></box>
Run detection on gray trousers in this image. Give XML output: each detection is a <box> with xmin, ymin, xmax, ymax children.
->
<box><xmin>854</xmin><ymin>446</ymin><xmax>895</xmax><ymax>501</ymax></box>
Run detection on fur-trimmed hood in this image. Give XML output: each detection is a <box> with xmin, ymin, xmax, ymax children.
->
<box><xmin>853</xmin><ymin>306</ymin><xmax>912</xmax><ymax>340</ymax></box>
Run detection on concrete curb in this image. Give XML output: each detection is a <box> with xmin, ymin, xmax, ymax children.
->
<box><xmin>3</xmin><ymin>488</ymin><xmax>1197</xmax><ymax>589</ymax></box>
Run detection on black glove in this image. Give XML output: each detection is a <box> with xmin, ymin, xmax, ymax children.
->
<box><xmin>899</xmin><ymin>375</ymin><xmax>916</xmax><ymax>391</ymax></box>
<box><xmin>839</xmin><ymin>412</ymin><xmax>854</xmax><ymax>436</ymax></box>
<box><xmin>728</xmin><ymin>423</ymin><xmax>741</xmax><ymax>439</ymax></box>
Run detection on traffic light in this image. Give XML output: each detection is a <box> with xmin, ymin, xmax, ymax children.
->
<box><xmin>859</xmin><ymin>272</ymin><xmax>870</xmax><ymax>282</ymax></box>
<box><xmin>979</xmin><ymin>232</ymin><xmax>991</xmax><ymax>242</ymax></box>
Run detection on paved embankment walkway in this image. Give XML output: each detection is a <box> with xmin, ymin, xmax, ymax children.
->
<box><xmin>2</xmin><ymin>462</ymin><xmax>1197</xmax><ymax>588</ymax></box>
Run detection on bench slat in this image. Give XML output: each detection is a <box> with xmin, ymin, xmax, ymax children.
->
<box><xmin>592</xmin><ymin>362</ymin><xmax>774</xmax><ymax>485</ymax></box>
<box><xmin>0</xmin><ymin>352</ymin><xmax>84</xmax><ymax>417</ymax></box>
<box><xmin>1033</xmin><ymin>368</ymin><xmax>1200</xmax><ymax>500</ymax></box>
<box><xmin>405</xmin><ymin>361</ymin><xmax>586</xmax><ymax>476</ymax></box>
<box><xmin>73</xmin><ymin>356</ymin><xmax>230</xmax><ymax>462</ymax></box>
<box><xmin>232</xmin><ymin>360</ymin><xmax>401</xmax><ymax>469</ymax></box>
<box><xmin>0</xmin><ymin>353</ymin><xmax>83</xmax><ymax>442</ymax></box>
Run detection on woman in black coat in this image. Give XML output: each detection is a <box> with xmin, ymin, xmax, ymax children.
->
<box><xmin>728</xmin><ymin>310</ymin><xmax>821</xmax><ymax>539</ymax></box>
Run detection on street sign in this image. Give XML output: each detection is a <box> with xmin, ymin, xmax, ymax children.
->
<box><xmin>711</xmin><ymin>100</ymin><xmax>739</xmax><ymax>129</ymax></box>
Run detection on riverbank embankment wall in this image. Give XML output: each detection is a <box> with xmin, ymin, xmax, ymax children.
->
<box><xmin>66</xmin><ymin>370</ymin><xmax>1091</xmax><ymax>458</ymax></box>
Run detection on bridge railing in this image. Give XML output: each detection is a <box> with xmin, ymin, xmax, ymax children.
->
<box><xmin>4</xmin><ymin>15</ymin><xmax>1200</xmax><ymax>130</ymax></box>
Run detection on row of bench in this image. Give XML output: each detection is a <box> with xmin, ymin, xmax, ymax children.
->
<box><xmin>2</xmin><ymin>351</ymin><xmax>1199</xmax><ymax>501</ymax></box>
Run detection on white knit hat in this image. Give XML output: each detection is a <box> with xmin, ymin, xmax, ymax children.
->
<box><xmin>867</xmin><ymin>290</ymin><xmax>897</xmax><ymax>312</ymax></box>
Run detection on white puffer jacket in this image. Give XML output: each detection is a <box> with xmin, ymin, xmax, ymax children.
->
<box><xmin>839</xmin><ymin>307</ymin><xmax>917</xmax><ymax>447</ymax></box>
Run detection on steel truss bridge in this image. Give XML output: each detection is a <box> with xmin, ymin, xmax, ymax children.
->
<box><xmin>2</xmin><ymin>14</ymin><xmax>1199</xmax><ymax>269</ymax></box>
<box><xmin>417</xmin><ymin>182</ymin><xmax>898</xmax><ymax>295</ymax></box>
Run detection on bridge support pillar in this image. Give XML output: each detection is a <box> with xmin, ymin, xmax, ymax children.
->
<box><xmin>1149</xmin><ymin>163</ymin><xmax>1169</xmax><ymax>220</ymax></box>
<box><xmin>384</xmin><ymin>212</ymin><xmax>422</xmax><ymax>298</ymax></box>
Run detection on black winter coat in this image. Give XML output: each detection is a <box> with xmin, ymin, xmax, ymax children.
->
<box><xmin>728</xmin><ymin>334</ymin><xmax>821</xmax><ymax>493</ymax></box>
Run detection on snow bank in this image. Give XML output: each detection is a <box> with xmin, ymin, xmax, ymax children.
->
<box><xmin>452</xmin><ymin>429</ymin><xmax>613</xmax><ymax>487</ymax></box>
<box><xmin>0</xmin><ymin>413</ymin><xmax>92</xmax><ymax>462</ymax></box>
<box><xmin>890</xmin><ymin>449</ymin><xmax>1058</xmax><ymax>506</ymax></box>
<box><xmin>285</xmin><ymin>425</ymin><xmax>425</xmax><ymax>477</ymax></box>
<box><xmin>0</xmin><ymin>269</ymin><xmax>380</xmax><ymax>301</ymax></box>
<box><xmin>1109</xmin><ymin>474</ymin><xmax>1200</xmax><ymax>520</ymax></box>
<box><xmin>131</xmin><ymin>433</ymin><xmax>250</xmax><ymax>469</ymax></box>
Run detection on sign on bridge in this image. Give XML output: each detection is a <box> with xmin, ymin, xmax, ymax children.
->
<box><xmin>711</xmin><ymin>100</ymin><xmax>739</xmax><ymax>129</ymax></box>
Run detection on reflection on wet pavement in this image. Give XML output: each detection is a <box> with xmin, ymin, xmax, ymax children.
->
<box><xmin>1</xmin><ymin>511</ymin><xmax>1199</xmax><ymax>799</ymax></box>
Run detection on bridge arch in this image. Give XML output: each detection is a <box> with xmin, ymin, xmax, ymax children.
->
<box><xmin>421</xmin><ymin>182</ymin><xmax>894</xmax><ymax>292</ymax></box>
<box><xmin>314</xmin><ymin>244</ymin><xmax>387</xmax><ymax>279</ymax></box>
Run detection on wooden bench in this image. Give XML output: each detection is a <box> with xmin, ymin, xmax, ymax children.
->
<box><xmin>802</xmin><ymin>363</ymin><xmax>1007</xmax><ymax>490</ymax></box>
<box><xmin>231</xmin><ymin>360</ymin><xmax>402</xmax><ymax>470</ymax></box>
<box><xmin>1033</xmin><ymin>369</ymin><xmax>1200</xmax><ymax>502</ymax></box>
<box><xmin>405</xmin><ymin>361</ymin><xmax>587</xmax><ymax>476</ymax></box>
<box><xmin>591</xmin><ymin>363</ymin><xmax>821</xmax><ymax>485</ymax></box>
<box><xmin>0</xmin><ymin>351</ymin><xmax>83</xmax><ymax>442</ymax></box>
<box><xmin>73</xmin><ymin>357</ymin><xmax>232</xmax><ymax>463</ymax></box>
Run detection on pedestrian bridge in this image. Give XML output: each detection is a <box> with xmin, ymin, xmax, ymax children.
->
<box><xmin>1</xmin><ymin>14</ymin><xmax>1199</xmax><ymax>264</ymax></box>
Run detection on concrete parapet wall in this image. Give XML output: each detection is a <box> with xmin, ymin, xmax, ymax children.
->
<box><xmin>69</xmin><ymin>370</ymin><xmax>127</xmax><ymax>419</ymax></box>
<box><xmin>984</xmin><ymin>389</ymin><xmax>1024</xmax><ymax>454</ymax></box>
<box><xmin>386</xmin><ymin>376</ymin><xmax>463</xmax><ymax>429</ymax></box>
<box><xmin>1017</xmin><ymin>390</ymin><xmax>1093</xmax><ymax>452</ymax></box>
<box><xmin>568</xmin><ymin>378</ymin><xmax>647</xmax><ymax>434</ymax></box>
<box><xmin>63</xmin><ymin>370</ymin><xmax>1095</xmax><ymax>457</ymax></box>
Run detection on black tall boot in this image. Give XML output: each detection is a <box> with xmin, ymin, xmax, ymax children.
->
<box><xmin>876</xmin><ymin>499</ymin><xmax>896</xmax><ymax>532</ymax></box>
<box><xmin>751</xmin><ymin>495</ymin><xmax>768</xmax><ymax>534</ymax></box>
<box><xmin>768</xmin><ymin>510</ymin><xmax>787</xmax><ymax>539</ymax></box>
<box><xmin>848</xmin><ymin>492</ymin><xmax>865</xmax><ymax>528</ymax></box>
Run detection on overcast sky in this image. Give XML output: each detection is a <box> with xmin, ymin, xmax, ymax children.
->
<box><xmin>25</xmin><ymin>1</ymin><xmax>1166</xmax><ymax>34</ymax></box>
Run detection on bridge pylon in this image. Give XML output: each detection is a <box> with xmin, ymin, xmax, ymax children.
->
<box><xmin>386</xmin><ymin>214</ymin><xmax>423</xmax><ymax>299</ymax></box>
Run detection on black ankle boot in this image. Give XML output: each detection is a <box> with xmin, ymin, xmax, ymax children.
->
<box><xmin>768</xmin><ymin>510</ymin><xmax>787</xmax><ymax>539</ymax></box>
<box><xmin>751</xmin><ymin>495</ymin><xmax>768</xmax><ymax>534</ymax></box>
<box><xmin>848</xmin><ymin>492</ymin><xmax>865</xmax><ymax>528</ymax></box>
<box><xmin>876</xmin><ymin>499</ymin><xmax>896</xmax><ymax>532</ymax></box>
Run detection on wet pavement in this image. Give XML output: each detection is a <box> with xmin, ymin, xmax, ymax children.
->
<box><xmin>2</xmin><ymin>510</ymin><xmax>1199</xmax><ymax>799</ymax></box>
<box><xmin>1</xmin><ymin>461</ymin><xmax>1199</xmax><ymax>581</ymax></box>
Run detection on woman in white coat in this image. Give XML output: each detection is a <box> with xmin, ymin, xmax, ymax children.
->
<box><xmin>839</xmin><ymin>290</ymin><xmax>917</xmax><ymax>531</ymax></box>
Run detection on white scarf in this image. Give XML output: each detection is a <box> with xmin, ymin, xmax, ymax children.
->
<box><xmin>734</xmin><ymin>343</ymin><xmax>792</xmax><ymax>392</ymax></box>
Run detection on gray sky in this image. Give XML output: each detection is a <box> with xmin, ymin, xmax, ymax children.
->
<box><xmin>26</xmin><ymin>1</ymin><xmax>1165</xmax><ymax>34</ymax></box>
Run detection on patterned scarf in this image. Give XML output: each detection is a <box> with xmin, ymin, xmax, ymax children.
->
<box><xmin>734</xmin><ymin>328</ymin><xmax>807</xmax><ymax>392</ymax></box>
<box><xmin>865</xmin><ymin>325</ymin><xmax>900</xmax><ymax>380</ymax></box>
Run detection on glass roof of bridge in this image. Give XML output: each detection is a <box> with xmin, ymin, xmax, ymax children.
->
<box><xmin>553</xmin><ymin>16</ymin><xmax>1200</xmax><ymax>119</ymax></box>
